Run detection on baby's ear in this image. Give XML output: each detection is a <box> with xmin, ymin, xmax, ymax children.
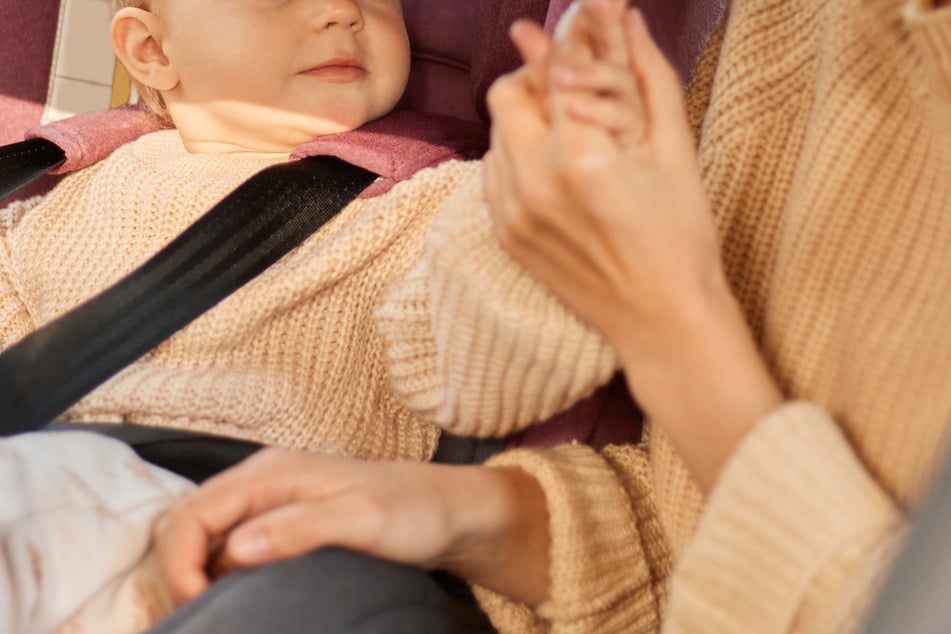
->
<box><xmin>110</xmin><ymin>7</ymin><xmax>178</xmax><ymax>92</ymax></box>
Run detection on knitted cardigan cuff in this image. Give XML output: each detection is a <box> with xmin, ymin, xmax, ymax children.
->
<box><xmin>905</xmin><ymin>0</ymin><xmax>951</xmax><ymax>99</ymax></box>
<box><xmin>663</xmin><ymin>402</ymin><xmax>905</xmax><ymax>632</ymax></box>
<box><xmin>475</xmin><ymin>444</ymin><xmax>665</xmax><ymax>633</ymax></box>
<box><xmin>0</xmin><ymin>196</ymin><xmax>42</xmax><ymax>350</ymax></box>
<box><xmin>375</xmin><ymin>167</ymin><xmax>617</xmax><ymax>438</ymax></box>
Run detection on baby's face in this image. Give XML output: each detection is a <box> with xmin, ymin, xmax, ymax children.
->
<box><xmin>154</xmin><ymin>0</ymin><xmax>410</xmax><ymax>153</ymax></box>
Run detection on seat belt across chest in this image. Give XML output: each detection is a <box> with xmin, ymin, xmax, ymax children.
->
<box><xmin>0</xmin><ymin>155</ymin><xmax>377</xmax><ymax>434</ymax></box>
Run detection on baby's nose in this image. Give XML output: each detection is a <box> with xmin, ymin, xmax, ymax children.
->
<box><xmin>313</xmin><ymin>0</ymin><xmax>364</xmax><ymax>31</ymax></box>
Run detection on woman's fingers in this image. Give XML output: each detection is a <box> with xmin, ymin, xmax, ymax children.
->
<box><xmin>153</xmin><ymin>512</ymin><xmax>212</xmax><ymax>604</ymax></box>
<box><xmin>485</xmin><ymin>69</ymin><xmax>551</xmax><ymax>217</ymax></box>
<box><xmin>623</xmin><ymin>10</ymin><xmax>692</xmax><ymax>153</ymax></box>
<box><xmin>216</xmin><ymin>496</ymin><xmax>378</xmax><ymax>570</ymax></box>
<box><xmin>155</xmin><ymin>449</ymin><xmax>335</xmax><ymax>603</ymax></box>
<box><xmin>552</xmin><ymin>60</ymin><xmax>636</xmax><ymax>94</ymax></box>
<box><xmin>564</xmin><ymin>93</ymin><xmax>646</xmax><ymax>142</ymax></box>
<box><xmin>487</xmin><ymin>67</ymin><xmax>549</xmax><ymax>139</ymax></box>
<box><xmin>218</xmin><ymin>485</ymin><xmax>452</xmax><ymax>573</ymax></box>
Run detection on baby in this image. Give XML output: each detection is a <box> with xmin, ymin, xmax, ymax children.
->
<box><xmin>0</xmin><ymin>0</ymin><xmax>632</xmax><ymax>631</ymax></box>
<box><xmin>2</xmin><ymin>1</ymin><xmax>426</xmax><ymax>631</ymax></box>
<box><xmin>2</xmin><ymin>0</ymin><xmax>441</xmax><ymax>462</ymax></box>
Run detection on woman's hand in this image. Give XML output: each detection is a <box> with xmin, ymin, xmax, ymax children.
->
<box><xmin>489</xmin><ymin>0</ymin><xmax>714</xmax><ymax>355</ymax></box>
<box><xmin>486</xmin><ymin>0</ymin><xmax>783</xmax><ymax>490</ymax></box>
<box><xmin>154</xmin><ymin>448</ymin><xmax>552</xmax><ymax>607</ymax></box>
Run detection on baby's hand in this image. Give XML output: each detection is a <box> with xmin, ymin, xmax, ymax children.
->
<box><xmin>507</xmin><ymin>0</ymin><xmax>634</xmax><ymax>126</ymax></box>
<box><xmin>550</xmin><ymin>0</ymin><xmax>648</xmax><ymax>153</ymax></box>
<box><xmin>132</xmin><ymin>546</ymin><xmax>179</xmax><ymax>627</ymax></box>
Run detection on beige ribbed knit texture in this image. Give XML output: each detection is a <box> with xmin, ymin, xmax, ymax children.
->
<box><xmin>376</xmin><ymin>167</ymin><xmax>618</xmax><ymax>438</ymax></box>
<box><xmin>0</xmin><ymin>130</ymin><xmax>480</xmax><ymax>461</ymax></box>
<box><xmin>459</xmin><ymin>1</ymin><xmax>951</xmax><ymax>632</ymax></box>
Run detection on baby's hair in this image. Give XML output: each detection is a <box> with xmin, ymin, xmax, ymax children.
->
<box><xmin>111</xmin><ymin>0</ymin><xmax>173</xmax><ymax>125</ymax></box>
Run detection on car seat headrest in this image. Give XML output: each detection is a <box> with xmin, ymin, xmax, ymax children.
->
<box><xmin>398</xmin><ymin>0</ymin><xmax>550</xmax><ymax>123</ymax></box>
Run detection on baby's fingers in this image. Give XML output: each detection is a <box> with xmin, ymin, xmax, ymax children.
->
<box><xmin>564</xmin><ymin>93</ymin><xmax>646</xmax><ymax>146</ymax></box>
<box><xmin>554</xmin><ymin>62</ymin><xmax>645</xmax><ymax>142</ymax></box>
<box><xmin>552</xmin><ymin>1</ymin><xmax>595</xmax><ymax>65</ymax></box>
<box><xmin>581</xmin><ymin>0</ymin><xmax>629</xmax><ymax>68</ymax></box>
<box><xmin>510</xmin><ymin>19</ymin><xmax>552</xmax><ymax>100</ymax></box>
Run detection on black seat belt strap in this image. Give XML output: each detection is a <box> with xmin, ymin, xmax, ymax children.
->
<box><xmin>0</xmin><ymin>138</ymin><xmax>67</xmax><ymax>202</ymax></box>
<box><xmin>0</xmin><ymin>155</ymin><xmax>377</xmax><ymax>433</ymax></box>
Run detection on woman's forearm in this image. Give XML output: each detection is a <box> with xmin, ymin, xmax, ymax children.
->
<box><xmin>614</xmin><ymin>271</ymin><xmax>783</xmax><ymax>493</ymax></box>
<box><xmin>440</xmin><ymin>465</ymin><xmax>552</xmax><ymax>606</ymax></box>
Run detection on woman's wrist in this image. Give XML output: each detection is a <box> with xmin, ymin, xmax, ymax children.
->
<box><xmin>614</xmin><ymin>271</ymin><xmax>784</xmax><ymax>492</ymax></box>
<box><xmin>439</xmin><ymin>465</ymin><xmax>551</xmax><ymax>606</ymax></box>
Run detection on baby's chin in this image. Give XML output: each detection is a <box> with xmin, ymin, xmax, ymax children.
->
<box><xmin>171</xmin><ymin>101</ymin><xmax>386</xmax><ymax>155</ymax></box>
<box><xmin>284</xmin><ymin>112</ymin><xmax>374</xmax><ymax>143</ymax></box>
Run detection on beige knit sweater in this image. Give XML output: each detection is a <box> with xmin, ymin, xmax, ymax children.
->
<box><xmin>377</xmin><ymin>0</ymin><xmax>951</xmax><ymax>631</ymax></box>
<box><xmin>0</xmin><ymin>130</ymin><xmax>480</xmax><ymax>461</ymax></box>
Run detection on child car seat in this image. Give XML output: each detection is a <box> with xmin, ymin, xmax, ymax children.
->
<box><xmin>0</xmin><ymin>0</ymin><xmax>728</xmax><ymax>448</ymax></box>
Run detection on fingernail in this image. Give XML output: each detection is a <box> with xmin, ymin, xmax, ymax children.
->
<box><xmin>229</xmin><ymin>532</ymin><xmax>270</xmax><ymax>562</ymax></box>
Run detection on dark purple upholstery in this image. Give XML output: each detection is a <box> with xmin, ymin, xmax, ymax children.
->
<box><xmin>0</xmin><ymin>2</ymin><xmax>58</xmax><ymax>142</ymax></box>
<box><xmin>394</xmin><ymin>0</ymin><xmax>552</xmax><ymax>123</ymax></box>
<box><xmin>0</xmin><ymin>2</ymin><xmax>63</xmax><ymax>198</ymax></box>
<box><xmin>545</xmin><ymin>0</ymin><xmax>729</xmax><ymax>85</ymax></box>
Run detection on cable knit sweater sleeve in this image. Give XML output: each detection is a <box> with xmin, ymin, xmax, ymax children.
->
<box><xmin>0</xmin><ymin>197</ymin><xmax>41</xmax><ymax>349</ymax></box>
<box><xmin>375</xmin><ymin>164</ymin><xmax>618</xmax><ymax>438</ymax></box>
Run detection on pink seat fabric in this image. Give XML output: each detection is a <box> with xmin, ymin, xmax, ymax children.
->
<box><xmin>0</xmin><ymin>3</ymin><xmax>57</xmax><ymax>144</ymax></box>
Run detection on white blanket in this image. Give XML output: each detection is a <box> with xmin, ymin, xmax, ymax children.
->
<box><xmin>0</xmin><ymin>431</ymin><xmax>193</xmax><ymax>634</ymax></box>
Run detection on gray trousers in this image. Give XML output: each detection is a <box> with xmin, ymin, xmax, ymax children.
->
<box><xmin>147</xmin><ymin>547</ymin><xmax>496</xmax><ymax>634</ymax></box>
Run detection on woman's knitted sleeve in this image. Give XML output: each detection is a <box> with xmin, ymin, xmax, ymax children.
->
<box><xmin>374</xmin><ymin>165</ymin><xmax>618</xmax><ymax>438</ymax></box>
<box><xmin>0</xmin><ymin>197</ymin><xmax>41</xmax><ymax>350</ymax></box>
<box><xmin>475</xmin><ymin>442</ymin><xmax>672</xmax><ymax>633</ymax></box>
<box><xmin>472</xmin><ymin>403</ymin><xmax>907</xmax><ymax>634</ymax></box>
<box><xmin>661</xmin><ymin>402</ymin><xmax>907</xmax><ymax>633</ymax></box>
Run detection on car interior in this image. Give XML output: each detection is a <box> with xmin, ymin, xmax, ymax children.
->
<box><xmin>2</xmin><ymin>1</ymin><xmax>940</xmax><ymax>632</ymax></box>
